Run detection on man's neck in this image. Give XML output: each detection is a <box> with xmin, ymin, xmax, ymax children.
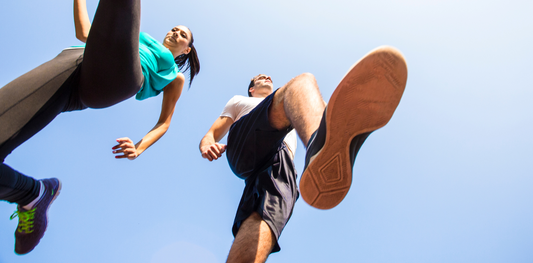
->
<box><xmin>252</xmin><ymin>89</ymin><xmax>272</xmax><ymax>98</ymax></box>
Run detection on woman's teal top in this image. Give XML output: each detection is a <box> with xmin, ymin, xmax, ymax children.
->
<box><xmin>72</xmin><ymin>32</ymin><xmax>179</xmax><ymax>100</ymax></box>
<box><xmin>136</xmin><ymin>32</ymin><xmax>179</xmax><ymax>100</ymax></box>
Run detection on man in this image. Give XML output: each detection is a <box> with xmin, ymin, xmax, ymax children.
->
<box><xmin>199</xmin><ymin>46</ymin><xmax>407</xmax><ymax>262</ymax></box>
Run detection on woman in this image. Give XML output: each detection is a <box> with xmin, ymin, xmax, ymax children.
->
<box><xmin>0</xmin><ymin>0</ymin><xmax>200</xmax><ymax>255</ymax></box>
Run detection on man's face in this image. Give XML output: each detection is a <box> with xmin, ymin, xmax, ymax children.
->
<box><xmin>250</xmin><ymin>74</ymin><xmax>274</xmax><ymax>97</ymax></box>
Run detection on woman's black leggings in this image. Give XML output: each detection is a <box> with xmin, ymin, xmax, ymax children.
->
<box><xmin>0</xmin><ymin>0</ymin><xmax>144</xmax><ymax>206</ymax></box>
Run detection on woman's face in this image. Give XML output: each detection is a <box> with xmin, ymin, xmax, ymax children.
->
<box><xmin>163</xmin><ymin>25</ymin><xmax>192</xmax><ymax>57</ymax></box>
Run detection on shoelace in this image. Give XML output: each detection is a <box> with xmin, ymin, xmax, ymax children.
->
<box><xmin>10</xmin><ymin>208</ymin><xmax>36</xmax><ymax>234</ymax></box>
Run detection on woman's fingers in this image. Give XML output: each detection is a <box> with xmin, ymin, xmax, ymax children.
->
<box><xmin>116</xmin><ymin>137</ymin><xmax>132</xmax><ymax>143</ymax></box>
<box><xmin>112</xmin><ymin>145</ymin><xmax>133</xmax><ymax>154</ymax></box>
<box><xmin>114</xmin><ymin>148</ymin><xmax>137</xmax><ymax>159</ymax></box>
<box><xmin>113</xmin><ymin>137</ymin><xmax>137</xmax><ymax>160</ymax></box>
<box><xmin>113</xmin><ymin>138</ymin><xmax>132</xmax><ymax>149</ymax></box>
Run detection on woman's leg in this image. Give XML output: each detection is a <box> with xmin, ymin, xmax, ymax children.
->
<box><xmin>0</xmin><ymin>47</ymin><xmax>85</xmax><ymax>254</ymax></box>
<box><xmin>0</xmin><ymin>165</ymin><xmax>39</xmax><ymax>206</ymax></box>
<box><xmin>0</xmin><ymin>71</ymin><xmax>73</xmax><ymax>254</ymax></box>
<box><xmin>78</xmin><ymin>0</ymin><xmax>143</xmax><ymax>108</ymax></box>
<box><xmin>0</xmin><ymin>77</ymin><xmax>74</xmax><ymax>204</ymax></box>
<box><xmin>0</xmin><ymin>48</ymin><xmax>83</xmax><ymax>204</ymax></box>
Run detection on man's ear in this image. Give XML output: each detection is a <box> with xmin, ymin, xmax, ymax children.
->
<box><xmin>249</xmin><ymin>87</ymin><xmax>254</xmax><ymax>95</ymax></box>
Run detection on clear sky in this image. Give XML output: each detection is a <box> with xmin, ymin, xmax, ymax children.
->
<box><xmin>1</xmin><ymin>0</ymin><xmax>532</xmax><ymax>262</ymax></box>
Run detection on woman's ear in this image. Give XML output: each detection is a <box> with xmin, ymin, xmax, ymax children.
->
<box><xmin>183</xmin><ymin>46</ymin><xmax>191</xmax><ymax>55</ymax></box>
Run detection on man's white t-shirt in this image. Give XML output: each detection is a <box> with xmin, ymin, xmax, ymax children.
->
<box><xmin>220</xmin><ymin>95</ymin><xmax>297</xmax><ymax>155</ymax></box>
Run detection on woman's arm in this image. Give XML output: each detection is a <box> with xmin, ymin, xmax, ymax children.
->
<box><xmin>74</xmin><ymin>0</ymin><xmax>91</xmax><ymax>42</ymax></box>
<box><xmin>112</xmin><ymin>73</ymin><xmax>185</xmax><ymax>160</ymax></box>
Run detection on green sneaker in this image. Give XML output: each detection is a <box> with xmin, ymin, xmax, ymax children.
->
<box><xmin>10</xmin><ymin>178</ymin><xmax>61</xmax><ymax>255</ymax></box>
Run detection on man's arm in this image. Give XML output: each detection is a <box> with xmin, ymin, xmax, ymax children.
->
<box><xmin>199</xmin><ymin>116</ymin><xmax>234</xmax><ymax>161</ymax></box>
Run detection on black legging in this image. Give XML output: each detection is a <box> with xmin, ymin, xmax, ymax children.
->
<box><xmin>0</xmin><ymin>0</ymin><xmax>144</xmax><ymax>206</ymax></box>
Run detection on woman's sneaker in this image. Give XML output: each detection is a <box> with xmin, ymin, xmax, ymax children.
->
<box><xmin>300</xmin><ymin>46</ymin><xmax>408</xmax><ymax>210</ymax></box>
<box><xmin>10</xmin><ymin>178</ymin><xmax>62</xmax><ymax>255</ymax></box>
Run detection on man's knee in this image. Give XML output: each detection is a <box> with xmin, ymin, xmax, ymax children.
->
<box><xmin>295</xmin><ymin>72</ymin><xmax>316</xmax><ymax>84</ymax></box>
<box><xmin>286</xmin><ymin>72</ymin><xmax>318</xmax><ymax>94</ymax></box>
<box><xmin>296</xmin><ymin>72</ymin><xmax>315</xmax><ymax>81</ymax></box>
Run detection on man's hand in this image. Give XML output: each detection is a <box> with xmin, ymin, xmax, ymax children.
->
<box><xmin>200</xmin><ymin>143</ymin><xmax>227</xmax><ymax>161</ymax></box>
<box><xmin>199</xmin><ymin>116</ymin><xmax>233</xmax><ymax>162</ymax></box>
<box><xmin>112</xmin><ymin>138</ymin><xmax>139</xmax><ymax>160</ymax></box>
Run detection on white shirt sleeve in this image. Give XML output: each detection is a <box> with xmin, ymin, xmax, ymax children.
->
<box><xmin>220</xmin><ymin>96</ymin><xmax>241</xmax><ymax>121</ymax></box>
<box><xmin>283</xmin><ymin>130</ymin><xmax>298</xmax><ymax>157</ymax></box>
<box><xmin>220</xmin><ymin>95</ymin><xmax>264</xmax><ymax>122</ymax></box>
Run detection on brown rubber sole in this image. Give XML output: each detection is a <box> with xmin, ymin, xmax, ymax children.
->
<box><xmin>300</xmin><ymin>46</ymin><xmax>408</xmax><ymax>209</ymax></box>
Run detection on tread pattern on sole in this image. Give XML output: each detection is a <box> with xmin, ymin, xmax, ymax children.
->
<box><xmin>319</xmin><ymin>153</ymin><xmax>342</xmax><ymax>184</ymax></box>
<box><xmin>300</xmin><ymin>46</ymin><xmax>408</xmax><ymax>210</ymax></box>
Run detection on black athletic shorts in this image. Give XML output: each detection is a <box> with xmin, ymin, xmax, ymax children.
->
<box><xmin>226</xmin><ymin>89</ymin><xmax>299</xmax><ymax>253</ymax></box>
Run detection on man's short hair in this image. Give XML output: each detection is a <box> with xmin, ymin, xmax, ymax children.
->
<box><xmin>248</xmin><ymin>74</ymin><xmax>270</xmax><ymax>97</ymax></box>
<box><xmin>248</xmin><ymin>78</ymin><xmax>254</xmax><ymax>97</ymax></box>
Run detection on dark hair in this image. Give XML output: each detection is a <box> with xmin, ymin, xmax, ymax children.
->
<box><xmin>174</xmin><ymin>29</ymin><xmax>200</xmax><ymax>87</ymax></box>
<box><xmin>248</xmin><ymin>78</ymin><xmax>255</xmax><ymax>97</ymax></box>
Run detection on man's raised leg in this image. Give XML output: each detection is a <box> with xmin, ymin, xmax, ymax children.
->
<box><xmin>227</xmin><ymin>212</ymin><xmax>276</xmax><ymax>263</ymax></box>
<box><xmin>267</xmin><ymin>47</ymin><xmax>408</xmax><ymax>210</ymax></box>
<box><xmin>301</xmin><ymin>46</ymin><xmax>408</xmax><ymax>209</ymax></box>
<box><xmin>268</xmin><ymin>73</ymin><xmax>326</xmax><ymax>147</ymax></box>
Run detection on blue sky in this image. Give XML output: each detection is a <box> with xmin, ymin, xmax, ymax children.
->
<box><xmin>1</xmin><ymin>0</ymin><xmax>532</xmax><ymax>262</ymax></box>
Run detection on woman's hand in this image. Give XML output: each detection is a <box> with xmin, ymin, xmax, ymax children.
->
<box><xmin>112</xmin><ymin>138</ymin><xmax>139</xmax><ymax>160</ymax></box>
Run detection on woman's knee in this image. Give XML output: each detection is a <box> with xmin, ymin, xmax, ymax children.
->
<box><xmin>78</xmin><ymin>68</ymin><xmax>143</xmax><ymax>108</ymax></box>
<box><xmin>79</xmin><ymin>83</ymin><xmax>140</xmax><ymax>108</ymax></box>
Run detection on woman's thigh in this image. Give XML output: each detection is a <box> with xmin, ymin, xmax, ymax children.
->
<box><xmin>78</xmin><ymin>0</ymin><xmax>143</xmax><ymax>109</ymax></box>
<box><xmin>0</xmin><ymin>48</ymin><xmax>84</xmax><ymax>154</ymax></box>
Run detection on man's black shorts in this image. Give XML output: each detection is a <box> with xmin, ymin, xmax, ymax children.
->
<box><xmin>226</xmin><ymin>89</ymin><xmax>299</xmax><ymax>253</ymax></box>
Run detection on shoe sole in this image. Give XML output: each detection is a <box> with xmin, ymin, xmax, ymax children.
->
<box><xmin>300</xmin><ymin>46</ymin><xmax>408</xmax><ymax>209</ymax></box>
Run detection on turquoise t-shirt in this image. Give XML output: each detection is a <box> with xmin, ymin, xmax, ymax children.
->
<box><xmin>71</xmin><ymin>32</ymin><xmax>179</xmax><ymax>100</ymax></box>
<box><xmin>136</xmin><ymin>32</ymin><xmax>179</xmax><ymax>100</ymax></box>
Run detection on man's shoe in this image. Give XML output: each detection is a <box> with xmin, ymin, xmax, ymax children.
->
<box><xmin>11</xmin><ymin>178</ymin><xmax>61</xmax><ymax>255</ymax></box>
<box><xmin>300</xmin><ymin>46</ymin><xmax>408</xmax><ymax>209</ymax></box>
